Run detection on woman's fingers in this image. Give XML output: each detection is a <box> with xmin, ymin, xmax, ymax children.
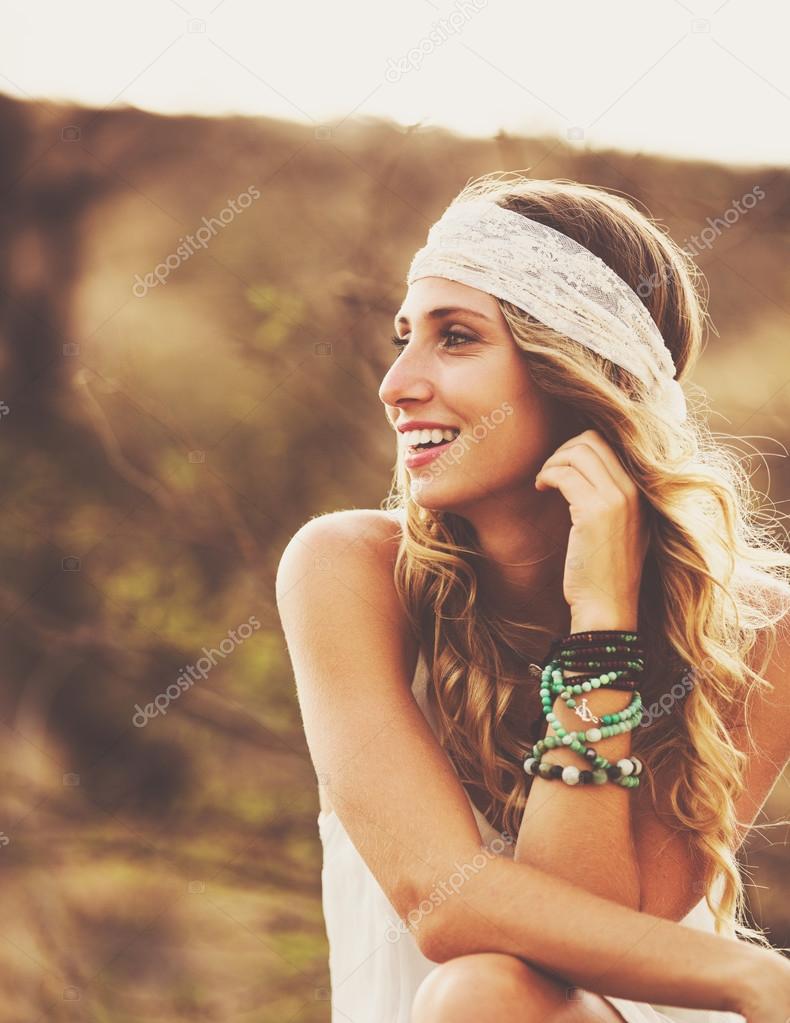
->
<box><xmin>534</xmin><ymin>463</ymin><xmax>601</xmax><ymax>513</ymax></box>
<box><xmin>537</xmin><ymin>442</ymin><xmax>619</xmax><ymax>496</ymax></box>
<box><xmin>547</xmin><ymin>430</ymin><xmax>639</xmax><ymax>499</ymax></box>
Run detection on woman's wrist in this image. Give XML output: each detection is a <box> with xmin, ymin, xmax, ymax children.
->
<box><xmin>726</xmin><ymin>944</ymin><xmax>790</xmax><ymax>1017</ymax></box>
<box><xmin>569</xmin><ymin>605</ymin><xmax>638</xmax><ymax>633</ymax></box>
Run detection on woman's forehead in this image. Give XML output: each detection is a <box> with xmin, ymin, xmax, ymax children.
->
<box><xmin>396</xmin><ymin>277</ymin><xmax>500</xmax><ymax>325</ymax></box>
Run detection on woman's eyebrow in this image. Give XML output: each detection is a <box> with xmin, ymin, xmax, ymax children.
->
<box><xmin>394</xmin><ymin>306</ymin><xmax>494</xmax><ymax>328</ymax></box>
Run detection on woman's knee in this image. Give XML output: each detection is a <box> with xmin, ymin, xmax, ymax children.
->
<box><xmin>411</xmin><ymin>952</ymin><xmax>562</xmax><ymax>1022</ymax></box>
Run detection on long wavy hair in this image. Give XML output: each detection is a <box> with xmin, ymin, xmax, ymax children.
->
<box><xmin>382</xmin><ymin>172</ymin><xmax>790</xmax><ymax>948</ymax></box>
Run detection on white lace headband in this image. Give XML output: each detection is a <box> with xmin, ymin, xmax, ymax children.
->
<box><xmin>406</xmin><ymin>196</ymin><xmax>687</xmax><ymax>424</ymax></box>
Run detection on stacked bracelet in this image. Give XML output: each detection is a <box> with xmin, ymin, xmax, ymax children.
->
<box><xmin>523</xmin><ymin>629</ymin><xmax>645</xmax><ymax>788</ymax></box>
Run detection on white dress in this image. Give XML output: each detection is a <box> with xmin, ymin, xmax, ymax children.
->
<box><xmin>318</xmin><ymin>647</ymin><xmax>748</xmax><ymax>1023</ymax></box>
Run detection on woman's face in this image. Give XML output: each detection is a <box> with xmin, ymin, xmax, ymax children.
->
<box><xmin>378</xmin><ymin>276</ymin><xmax>574</xmax><ymax>512</ymax></box>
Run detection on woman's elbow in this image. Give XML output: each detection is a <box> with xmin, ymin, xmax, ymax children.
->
<box><xmin>387</xmin><ymin>872</ymin><xmax>469</xmax><ymax>964</ymax></box>
<box><xmin>413</xmin><ymin>900</ymin><xmax>462</xmax><ymax>964</ymax></box>
<box><xmin>408</xmin><ymin>861</ymin><xmax>510</xmax><ymax>964</ymax></box>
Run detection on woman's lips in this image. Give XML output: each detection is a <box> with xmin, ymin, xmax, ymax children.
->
<box><xmin>403</xmin><ymin>437</ymin><xmax>458</xmax><ymax>468</ymax></box>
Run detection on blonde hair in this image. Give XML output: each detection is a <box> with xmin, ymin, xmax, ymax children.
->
<box><xmin>383</xmin><ymin>172</ymin><xmax>790</xmax><ymax>948</ymax></box>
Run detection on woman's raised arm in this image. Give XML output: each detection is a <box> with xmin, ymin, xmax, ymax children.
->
<box><xmin>275</xmin><ymin>509</ymin><xmax>788</xmax><ymax>1019</ymax></box>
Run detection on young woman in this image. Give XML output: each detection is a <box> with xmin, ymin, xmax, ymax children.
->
<box><xmin>276</xmin><ymin>173</ymin><xmax>790</xmax><ymax>1022</ymax></box>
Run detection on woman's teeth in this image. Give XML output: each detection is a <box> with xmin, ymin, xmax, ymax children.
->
<box><xmin>403</xmin><ymin>427</ymin><xmax>460</xmax><ymax>450</ymax></box>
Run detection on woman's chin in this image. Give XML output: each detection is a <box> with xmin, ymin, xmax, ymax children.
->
<box><xmin>408</xmin><ymin>476</ymin><xmax>465</xmax><ymax>511</ymax></box>
<box><xmin>408</xmin><ymin>480</ymin><xmax>443</xmax><ymax>507</ymax></box>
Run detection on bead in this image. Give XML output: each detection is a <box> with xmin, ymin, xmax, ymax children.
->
<box><xmin>561</xmin><ymin>766</ymin><xmax>580</xmax><ymax>785</ymax></box>
<box><xmin>585</xmin><ymin>727</ymin><xmax>602</xmax><ymax>743</ymax></box>
<box><xmin>524</xmin><ymin>758</ymin><xmax>536</xmax><ymax>775</ymax></box>
<box><xmin>617</xmin><ymin>758</ymin><xmax>634</xmax><ymax>776</ymax></box>
<box><xmin>592</xmin><ymin>769</ymin><xmax>608</xmax><ymax>784</ymax></box>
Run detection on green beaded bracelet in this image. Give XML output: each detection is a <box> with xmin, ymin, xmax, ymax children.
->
<box><xmin>523</xmin><ymin>630</ymin><xmax>646</xmax><ymax>788</ymax></box>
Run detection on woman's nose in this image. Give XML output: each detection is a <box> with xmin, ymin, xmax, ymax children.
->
<box><xmin>378</xmin><ymin>346</ymin><xmax>433</xmax><ymax>408</ymax></box>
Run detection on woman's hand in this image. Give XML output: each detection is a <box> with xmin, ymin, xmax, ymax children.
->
<box><xmin>729</xmin><ymin>945</ymin><xmax>790</xmax><ymax>1022</ymax></box>
<box><xmin>534</xmin><ymin>428</ymin><xmax>650</xmax><ymax>630</ymax></box>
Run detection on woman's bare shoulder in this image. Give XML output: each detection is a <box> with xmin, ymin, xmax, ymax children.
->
<box><xmin>276</xmin><ymin>506</ymin><xmax>414</xmax><ymax>654</ymax></box>
<box><xmin>277</xmin><ymin>508</ymin><xmax>404</xmax><ymax>570</ymax></box>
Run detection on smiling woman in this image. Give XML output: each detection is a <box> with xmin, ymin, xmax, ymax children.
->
<box><xmin>276</xmin><ymin>171</ymin><xmax>790</xmax><ymax>1023</ymax></box>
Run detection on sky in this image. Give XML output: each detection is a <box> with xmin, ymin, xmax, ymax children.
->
<box><xmin>3</xmin><ymin>0</ymin><xmax>788</xmax><ymax>167</ymax></box>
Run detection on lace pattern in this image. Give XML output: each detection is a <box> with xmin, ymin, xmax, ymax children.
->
<box><xmin>406</xmin><ymin>197</ymin><xmax>687</xmax><ymax>424</ymax></box>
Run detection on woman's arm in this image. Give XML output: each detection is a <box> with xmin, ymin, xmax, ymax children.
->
<box><xmin>275</xmin><ymin>511</ymin><xmax>781</xmax><ymax>1015</ymax></box>
<box><xmin>514</xmin><ymin>607</ymin><xmax>641</xmax><ymax>909</ymax></box>
<box><xmin>517</xmin><ymin>430</ymin><xmax>648</xmax><ymax>907</ymax></box>
<box><xmin>422</xmin><ymin>850</ymin><xmax>784</xmax><ymax>1013</ymax></box>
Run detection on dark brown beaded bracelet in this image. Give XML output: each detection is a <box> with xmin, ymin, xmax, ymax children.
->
<box><xmin>551</xmin><ymin>638</ymin><xmax>645</xmax><ymax>652</ymax></box>
<box><xmin>558</xmin><ymin>629</ymin><xmax>641</xmax><ymax>643</ymax></box>
<box><xmin>549</xmin><ymin>629</ymin><xmax>641</xmax><ymax>651</ymax></box>
<box><xmin>556</xmin><ymin>647</ymin><xmax>646</xmax><ymax>661</ymax></box>
<box><xmin>551</xmin><ymin>643</ymin><xmax>645</xmax><ymax>661</ymax></box>
<box><xmin>561</xmin><ymin>657</ymin><xmax>644</xmax><ymax>669</ymax></box>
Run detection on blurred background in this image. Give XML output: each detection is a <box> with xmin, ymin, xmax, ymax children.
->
<box><xmin>1</xmin><ymin>0</ymin><xmax>789</xmax><ymax>1019</ymax></box>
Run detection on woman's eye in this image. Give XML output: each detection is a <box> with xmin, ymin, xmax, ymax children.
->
<box><xmin>389</xmin><ymin>330</ymin><xmax>476</xmax><ymax>355</ymax></box>
<box><xmin>441</xmin><ymin>331</ymin><xmax>476</xmax><ymax>349</ymax></box>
